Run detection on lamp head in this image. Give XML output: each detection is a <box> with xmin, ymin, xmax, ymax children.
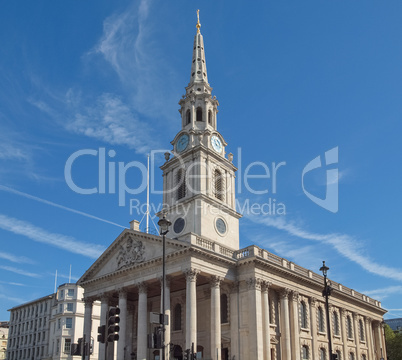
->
<box><xmin>158</xmin><ymin>215</ymin><xmax>171</xmax><ymax>234</ymax></box>
<box><xmin>320</xmin><ymin>261</ymin><xmax>329</xmax><ymax>276</ymax></box>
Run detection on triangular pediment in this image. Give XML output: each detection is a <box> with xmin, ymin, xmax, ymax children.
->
<box><xmin>78</xmin><ymin>229</ymin><xmax>188</xmax><ymax>284</ymax></box>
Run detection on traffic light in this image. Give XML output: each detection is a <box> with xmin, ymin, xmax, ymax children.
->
<box><xmin>97</xmin><ymin>325</ymin><xmax>106</xmax><ymax>344</ymax></box>
<box><xmin>107</xmin><ymin>307</ymin><xmax>121</xmax><ymax>342</ymax></box>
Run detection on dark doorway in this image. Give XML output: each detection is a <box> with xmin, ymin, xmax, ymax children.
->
<box><xmin>221</xmin><ymin>348</ymin><xmax>229</xmax><ymax>360</ymax></box>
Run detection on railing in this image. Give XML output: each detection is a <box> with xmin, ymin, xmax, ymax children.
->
<box><xmin>193</xmin><ymin>234</ymin><xmax>381</xmax><ymax>307</ymax></box>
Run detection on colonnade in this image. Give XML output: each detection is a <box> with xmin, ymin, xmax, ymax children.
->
<box><xmin>82</xmin><ymin>272</ymin><xmax>386</xmax><ymax>360</ymax></box>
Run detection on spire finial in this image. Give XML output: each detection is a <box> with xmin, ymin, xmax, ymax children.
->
<box><xmin>196</xmin><ymin>9</ymin><xmax>201</xmax><ymax>33</ymax></box>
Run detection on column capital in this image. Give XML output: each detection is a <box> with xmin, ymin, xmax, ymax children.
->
<box><xmin>230</xmin><ymin>281</ymin><xmax>239</xmax><ymax>294</ymax></box>
<box><xmin>210</xmin><ymin>275</ymin><xmax>222</xmax><ymax>288</ymax></box>
<box><xmin>261</xmin><ymin>281</ymin><xmax>272</xmax><ymax>292</ymax></box>
<box><xmin>310</xmin><ymin>297</ymin><xmax>317</xmax><ymax>307</ymax></box>
<box><xmin>365</xmin><ymin>316</ymin><xmax>372</xmax><ymax>324</ymax></box>
<box><xmin>99</xmin><ymin>292</ymin><xmax>112</xmax><ymax>303</ymax></box>
<box><xmin>279</xmin><ymin>288</ymin><xmax>291</xmax><ymax>300</ymax></box>
<box><xmin>340</xmin><ymin>307</ymin><xmax>348</xmax><ymax>317</ymax></box>
<box><xmin>137</xmin><ymin>282</ymin><xmax>148</xmax><ymax>294</ymax></box>
<box><xmin>184</xmin><ymin>268</ymin><xmax>200</xmax><ymax>282</ymax></box>
<box><xmin>83</xmin><ymin>297</ymin><xmax>95</xmax><ymax>306</ymax></box>
<box><xmin>246</xmin><ymin>277</ymin><xmax>262</xmax><ymax>290</ymax></box>
<box><xmin>291</xmin><ymin>291</ymin><xmax>299</xmax><ymax>302</ymax></box>
<box><xmin>158</xmin><ymin>275</ymin><xmax>171</xmax><ymax>287</ymax></box>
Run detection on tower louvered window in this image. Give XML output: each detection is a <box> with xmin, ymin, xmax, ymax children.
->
<box><xmin>208</xmin><ymin>110</ymin><xmax>212</xmax><ymax>124</ymax></box>
<box><xmin>347</xmin><ymin>316</ymin><xmax>353</xmax><ymax>338</ymax></box>
<box><xmin>214</xmin><ymin>169</ymin><xmax>224</xmax><ymax>201</ymax></box>
<box><xmin>186</xmin><ymin>109</ymin><xmax>191</xmax><ymax>125</ymax></box>
<box><xmin>196</xmin><ymin>107</ymin><xmax>203</xmax><ymax>121</ymax></box>
<box><xmin>177</xmin><ymin>169</ymin><xmax>186</xmax><ymax>200</ymax></box>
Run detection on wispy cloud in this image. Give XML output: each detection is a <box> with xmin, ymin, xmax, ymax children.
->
<box><xmin>92</xmin><ymin>0</ymin><xmax>178</xmax><ymax>119</ymax></box>
<box><xmin>0</xmin><ymin>280</ymin><xmax>26</xmax><ymax>286</ymax></box>
<box><xmin>0</xmin><ymin>184</ymin><xmax>126</xmax><ymax>229</ymax></box>
<box><xmin>0</xmin><ymin>214</ymin><xmax>106</xmax><ymax>259</ymax></box>
<box><xmin>362</xmin><ymin>285</ymin><xmax>402</xmax><ymax>300</ymax></box>
<box><xmin>0</xmin><ymin>140</ymin><xmax>30</xmax><ymax>161</ymax></box>
<box><xmin>0</xmin><ymin>251</ymin><xmax>35</xmax><ymax>264</ymax></box>
<box><xmin>0</xmin><ymin>265</ymin><xmax>41</xmax><ymax>278</ymax></box>
<box><xmin>249</xmin><ymin>214</ymin><xmax>402</xmax><ymax>282</ymax></box>
<box><xmin>0</xmin><ymin>293</ymin><xmax>27</xmax><ymax>304</ymax></box>
<box><xmin>66</xmin><ymin>92</ymin><xmax>158</xmax><ymax>155</ymax></box>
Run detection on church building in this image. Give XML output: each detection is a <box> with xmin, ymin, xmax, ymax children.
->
<box><xmin>78</xmin><ymin>13</ymin><xmax>387</xmax><ymax>360</ymax></box>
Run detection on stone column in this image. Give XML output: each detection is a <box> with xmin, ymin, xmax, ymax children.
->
<box><xmin>117</xmin><ymin>289</ymin><xmax>128</xmax><ymax>360</ymax></box>
<box><xmin>137</xmin><ymin>283</ymin><xmax>148</xmax><ymax>360</ymax></box>
<box><xmin>261</xmin><ymin>282</ymin><xmax>271</xmax><ymax>360</ymax></box>
<box><xmin>353</xmin><ymin>313</ymin><xmax>361</xmax><ymax>360</ymax></box>
<box><xmin>340</xmin><ymin>308</ymin><xmax>348</xmax><ymax>360</ymax></box>
<box><xmin>230</xmin><ymin>282</ymin><xmax>239</xmax><ymax>360</ymax></box>
<box><xmin>247</xmin><ymin>277</ymin><xmax>263</xmax><ymax>359</ymax></box>
<box><xmin>160</xmin><ymin>276</ymin><xmax>171</xmax><ymax>360</ymax></box>
<box><xmin>310</xmin><ymin>298</ymin><xmax>318</xmax><ymax>360</ymax></box>
<box><xmin>185</xmin><ymin>269</ymin><xmax>199</xmax><ymax>351</ymax></box>
<box><xmin>290</xmin><ymin>291</ymin><xmax>301</xmax><ymax>360</ymax></box>
<box><xmin>280</xmin><ymin>289</ymin><xmax>292</xmax><ymax>360</ymax></box>
<box><xmin>83</xmin><ymin>298</ymin><xmax>93</xmax><ymax>360</ymax></box>
<box><xmin>99</xmin><ymin>294</ymin><xmax>109</xmax><ymax>360</ymax></box>
<box><xmin>210</xmin><ymin>276</ymin><xmax>222</xmax><ymax>360</ymax></box>
<box><xmin>373</xmin><ymin>321</ymin><xmax>383</xmax><ymax>360</ymax></box>
<box><xmin>365</xmin><ymin>318</ymin><xmax>373</xmax><ymax>360</ymax></box>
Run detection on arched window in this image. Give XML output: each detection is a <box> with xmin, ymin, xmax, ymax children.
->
<box><xmin>214</xmin><ymin>169</ymin><xmax>224</xmax><ymax>201</ymax></box>
<box><xmin>361</xmin><ymin>355</ymin><xmax>366</xmax><ymax>360</ymax></box>
<box><xmin>208</xmin><ymin>110</ymin><xmax>212</xmax><ymax>125</ymax></box>
<box><xmin>336</xmin><ymin>350</ymin><xmax>342</xmax><ymax>360</ymax></box>
<box><xmin>333</xmin><ymin>311</ymin><xmax>340</xmax><ymax>336</ymax></box>
<box><xmin>302</xmin><ymin>345</ymin><xmax>309</xmax><ymax>360</ymax></box>
<box><xmin>186</xmin><ymin>109</ymin><xmax>191</xmax><ymax>125</ymax></box>
<box><xmin>318</xmin><ymin>307</ymin><xmax>325</xmax><ymax>332</ymax></box>
<box><xmin>196</xmin><ymin>107</ymin><xmax>203</xmax><ymax>121</ymax></box>
<box><xmin>347</xmin><ymin>316</ymin><xmax>353</xmax><ymax>338</ymax></box>
<box><xmin>320</xmin><ymin>348</ymin><xmax>326</xmax><ymax>360</ymax></box>
<box><xmin>300</xmin><ymin>301</ymin><xmax>308</xmax><ymax>329</ymax></box>
<box><xmin>177</xmin><ymin>169</ymin><xmax>186</xmax><ymax>200</ymax></box>
<box><xmin>349</xmin><ymin>352</ymin><xmax>355</xmax><ymax>360</ymax></box>
<box><xmin>359</xmin><ymin>319</ymin><xmax>365</xmax><ymax>341</ymax></box>
<box><xmin>221</xmin><ymin>294</ymin><xmax>228</xmax><ymax>324</ymax></box>
<box><xmin>173</xmin><ymin>303</ymin><xmax>182</xmax><ymax>331</ymax></box>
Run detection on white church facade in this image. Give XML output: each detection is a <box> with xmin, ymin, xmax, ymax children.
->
<box><xmin>77</xmin><ymin>13</ymin><xmax>387</xmax><ymax>360</ymax></box>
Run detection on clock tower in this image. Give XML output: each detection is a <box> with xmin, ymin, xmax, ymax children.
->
<box><xmin>159</xmin><ymin>11</ymin><xmax>241</xmax><ymax>250</ymax></box>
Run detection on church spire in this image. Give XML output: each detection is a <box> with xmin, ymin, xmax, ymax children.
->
<box><xmin>188</xmin><ymin>9</ymin><xmax>209</xmax><ymax>89</ymax></box>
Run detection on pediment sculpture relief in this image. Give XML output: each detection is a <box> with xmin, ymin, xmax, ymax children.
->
<box><xmin>117</xmin><ymin>236</ymin><xmax>145</xmax><ymax>269</ymax></box>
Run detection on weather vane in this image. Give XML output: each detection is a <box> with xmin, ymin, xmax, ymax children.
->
<box><xmin>196</xmin><ymin>9</ymin><xmax>201</xmax><ymax>33</ymax></box>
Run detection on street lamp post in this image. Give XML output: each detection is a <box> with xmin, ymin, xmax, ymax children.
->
<box><xmin>158</xmin><ymin>215</ymin><xmax>171</xmax><ymax>360</ymax></box>
<box><xmin>320</xmin><ymin>261</ymin><xmax>334</xmax><ymax>360</ymax></box>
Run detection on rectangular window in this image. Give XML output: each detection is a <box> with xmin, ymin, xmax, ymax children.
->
<box><xmin>67</xmin><ymin>289</ymin><xmax>74</xmax><ymax>297</ymax></box>
<box><xmin>59</xmin><ymin>304</ymin><xmax>63</xmax><ymax>313</ymax></box>
<box><xmin>64</xmin><ymin>339</ymin><xmax>71</xmax><ymax>354</ymax></box>
<box><xmin>66</xmin><ymin>318</ymin><xmax>73</xmax><ymax>329</ymax></box>
<box><xmin>59</xmin><ymin>290</ymin><xmax>64</xmax><ymax>299</ymax></box>
<box><xmin>56</xmin><ymin>339</ymin><xmax>59</xmax><ymax>354</ymax></box>
<box><xmin>67</xmin><ymin>303</ymin><xmax>73</xmax><ymax>312</ymax></box>
<box><xmin>57</xmin><ymin>319</ymin><xmax>61</xmax><ymax>330</ymax></box>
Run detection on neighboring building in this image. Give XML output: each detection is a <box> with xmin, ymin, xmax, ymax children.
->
<box><xmin>7</xmin><ymin>294</ymin><xmax>55</xmax><ymax>360</ymax></box>
<box><xmin>385</xmin><ymin>318</ymin><xmax>402</xmax><ymax>334</ymax></box>
<box><xmin>47</xmin><ymin>283</ymin><xmax>101</xmax><ymax>360</ymax></box>
<box><xmin>0</xmin><ymin>322</ymin><xmax>9</xmax><ymax>360</ymax></box>
<box><xmin>7</xmin><ymin>284</ymin><xmax>100</xmax><ymax>360</ymax></box>
<box><xmin>77</xmin><ymin>14</ymin><xmax>388</xmax><ymax>360</ymax></box>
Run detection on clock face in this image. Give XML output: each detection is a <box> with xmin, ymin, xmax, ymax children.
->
<box><xmin>173</xmin><ymin>217</ymin><xmax>185</xmax><ymax>234</ymax></box>
<box><xmin>211</xmin><ymin>135</ymin><xmax>223</xmax><ymax>153</ymax></box>
<box><xmin>216</xmin><ymin>218</ymin><xmax>227</xmax><ymax>235</ymax></box>
<box><xmin>176</xmin><ymin>134</ymin><xmax>189</xmax><ymax>153</ymax></box>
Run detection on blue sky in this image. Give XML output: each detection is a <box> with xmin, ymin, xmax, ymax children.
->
<box><xmin>1</xmin><ymin>0</ymin><xmax>402</xmax><ymax>321</ymax></box>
